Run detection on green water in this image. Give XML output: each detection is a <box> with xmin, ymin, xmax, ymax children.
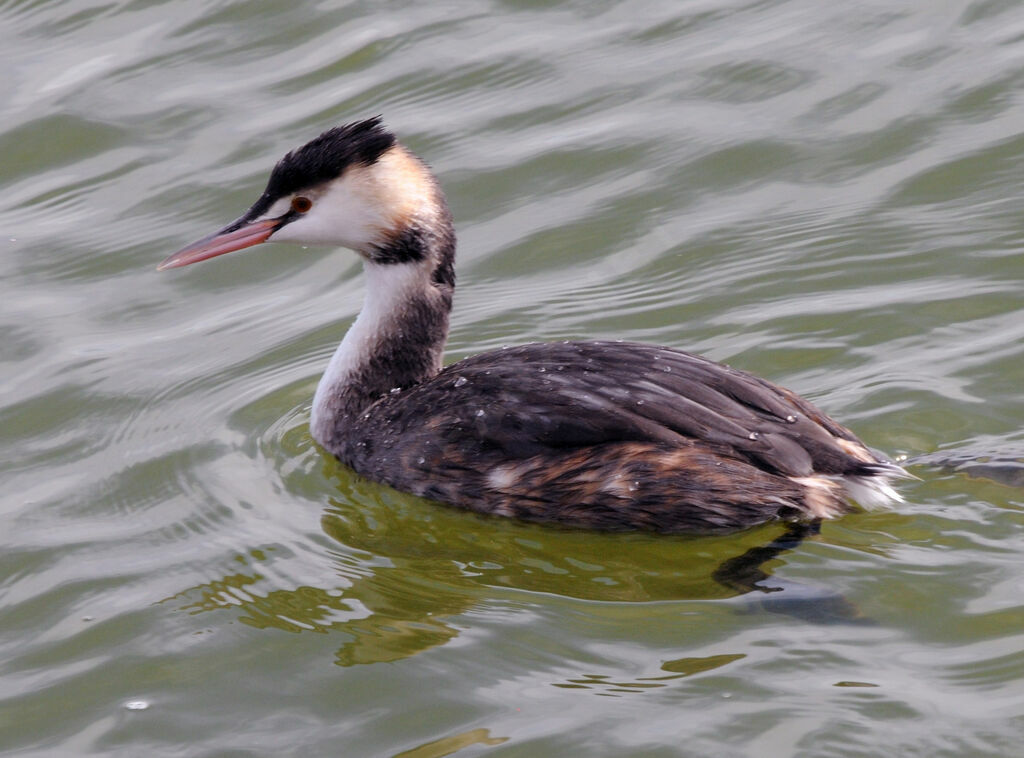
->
<box><xmin>2</xmin><ymin>1</ymin><xmax>1023</xmax><ymax>756</ymax></box>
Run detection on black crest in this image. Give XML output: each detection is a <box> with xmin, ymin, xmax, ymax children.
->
<box><xmin>264</xmin><ymin>117</ymin><xmax>396</xmax><ymax>201</ymax></box>
<box><xmin>234</xmin><ymin>118</ymin><xmax>396</xmax><ymax>226</ymax></box>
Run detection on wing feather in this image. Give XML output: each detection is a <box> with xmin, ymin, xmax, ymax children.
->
<box><xmin>354</xmin><ymin>341</ymin><xmax>880</xmax><ymax>480</ymax></box>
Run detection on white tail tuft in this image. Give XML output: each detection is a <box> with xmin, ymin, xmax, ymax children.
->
<box><xmin>843</xmin><ymin>474</ymin><xmax>904</xmax><ymax>510</ymax></box>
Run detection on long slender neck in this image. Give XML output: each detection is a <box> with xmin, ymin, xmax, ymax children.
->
<box><xmin>310</xmin><ymin>213</ymin><xmax>455</xmax><ymax>453</ymax></box>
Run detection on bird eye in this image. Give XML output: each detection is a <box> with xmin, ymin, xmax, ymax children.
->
<box><xmin>291</xmin><ymin>196</ymin><xmax>312</xmax><ymax>213</ymax></box>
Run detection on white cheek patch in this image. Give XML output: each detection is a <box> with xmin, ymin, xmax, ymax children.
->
<box><xmin>269</xmin><ymin>168</ymin><xmax>405</xmax><ymax>253</ymax></box>
<box><xmin>265</xmin><ymin>147</ymin><xmax>437</xmax><ymax>255</ymax></box>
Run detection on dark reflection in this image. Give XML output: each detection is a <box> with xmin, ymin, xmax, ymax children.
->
<box><xmin>171</xmin><ymin>460</ymin><xmax>867</xmax><ymax>666</ymax></box>
<box><xmin>713</xmin><ymin>520</ymin><xmax>868</xmax><ymax>624</ymax></box>
<box><xmin>910</xmin><ymin>446</ymin><xmax>1024</xmax><ymax>487</ymax></box>
<box><xmin>712</xmin><ymin>520</ymin><xmax>823</xmax><ymax>595</ymax></box>
<box><xmin>551</xmin><ymin>653</ymin><xmax>748</xmax><ymax>696</ymax></box>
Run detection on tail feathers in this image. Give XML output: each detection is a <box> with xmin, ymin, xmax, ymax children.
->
<box><xmin>844</xmin><ymin>473</ymin><xmax>904</xmax><ymax>510</ymax></box>
<box><xmin>791</xmin><ymin>460</ymin><xmax>908</xmax><ymax>518</ymax></box>
<box><xmin>861</xmin><ymin>459</ymin><xmax>918</xmax><ymax>480</ymax></box>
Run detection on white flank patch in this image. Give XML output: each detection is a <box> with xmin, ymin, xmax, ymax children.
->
<box><xmin>790</xmin><ymin>476</ymin><xmax>845</xmax><ymax>519</ymax></box>
<box><xmin>487</xmin><ymin>465</ymin><xmax>519</xmax><ymax>490</ymax></box>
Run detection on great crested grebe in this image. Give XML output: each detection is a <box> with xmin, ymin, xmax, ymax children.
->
<box><xmin>159</xmin><ymin>118</ymin><xmax>905</xmax><ymax>533</ymax></box>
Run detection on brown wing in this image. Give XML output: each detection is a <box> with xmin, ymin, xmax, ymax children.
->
<box><xmin>351</xmin><ymin>340</ymin><xmax>882</xmax><ymax>479</ymax></box>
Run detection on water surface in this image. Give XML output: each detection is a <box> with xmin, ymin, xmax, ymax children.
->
<box><xmin>2</xmin><ymin>1</ymin><xmax>1023</xmax><ymax>756</ymax></box>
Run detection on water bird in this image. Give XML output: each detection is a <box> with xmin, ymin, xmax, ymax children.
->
<box><xmin>158</xmin><ymin>118</ymin><xmax>905</xmax><ymax>533</ymax></box>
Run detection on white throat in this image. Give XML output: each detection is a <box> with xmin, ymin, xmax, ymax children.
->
<box><xmin>310</xmin><ymin>261</ymin><xmax>431</xmax><ymax>446</ymax></box>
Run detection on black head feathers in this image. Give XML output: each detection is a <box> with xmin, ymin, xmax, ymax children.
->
<box><xmin>231</xmin><ymin>118</ymin><xmax>397</xmax><ymax>226</ymax></box>
<box><xmin>264</xmin><ymin>117</ymin><xmax>396</xmax><ymax>201</ymax></box>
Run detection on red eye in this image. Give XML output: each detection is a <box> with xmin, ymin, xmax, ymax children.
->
<box><xmin>291</xmin><ymin>196</ymin><xmax>312</xmax><ymax>213</ymax></box>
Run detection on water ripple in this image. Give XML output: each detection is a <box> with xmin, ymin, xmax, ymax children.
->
<box><xmin>3</xmin><ymin>0</ymin><xmax>1024</xmax><ymax>755</ymax></box>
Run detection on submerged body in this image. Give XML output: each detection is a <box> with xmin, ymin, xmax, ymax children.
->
<box><xmin>159</xmin><ymin>118</ymin><xmax>904</xmax><ymax>533</ymax></box>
